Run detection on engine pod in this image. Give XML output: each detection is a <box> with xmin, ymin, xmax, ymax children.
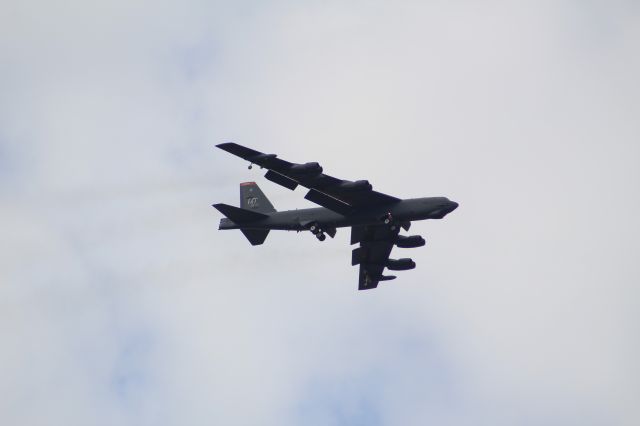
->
<box><xmin>385</xmin><ymin>258</ymin><xmax>416</xmax><ymax>271</ymax></box>
<box><xmin>396</xmin><ymin>235</ymin><xmax>426</xmax><ymax>248</ymax></box>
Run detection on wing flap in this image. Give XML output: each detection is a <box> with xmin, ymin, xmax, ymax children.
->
<box><xmin>304</xmin><ymin>189</ymin><xmax>353</xmax><ymax>215</ymax></box>
<box><xmin>352</xmin><ymin>247</ymin><xmax>363</xmax><ymax>266</ymax></box>
<box><xmin>350</xmin><ymin>226</ymin><xmax>366</xmax><ymax>245</ymax></box>
<box><xmin>264</xmin><ymin>170</ymin><xmax>298</xmax><ymax>190</ymax></box>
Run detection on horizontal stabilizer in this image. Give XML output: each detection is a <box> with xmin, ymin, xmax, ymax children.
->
<box><xmin>212</xmin><ymin>203</ymin><xmax>269</xmax><ymax>223</ymax></box>
<box><xmin>240</xmin><ymin>229</ymin><xmax>270</xmax><ymax>245</ymax></box>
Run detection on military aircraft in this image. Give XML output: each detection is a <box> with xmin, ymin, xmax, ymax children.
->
<box><xmin>213</xmin><ymin>142</ymin><xmax>458</xmax><ymax>290</ymax></box>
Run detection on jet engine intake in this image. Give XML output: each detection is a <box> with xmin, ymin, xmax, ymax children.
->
<box><xmin>386</xmin><ymin>258</ymin><xmax>416</xmax><ymax>271</ymax></box>
<box><xmin>291</xmin><ymin>162</ymin><xmax>323</xmax><ymax>175</ymax></box>
<box><xmin>395</xmin><ymin>235</ymin><xmax>426</xmax><ymax>248</ymax></box>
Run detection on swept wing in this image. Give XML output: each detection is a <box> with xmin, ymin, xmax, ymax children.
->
<box><xmin>216</xmin><ymin>142</ymin><xmax>399</xmax><ymax>213</ymax></box>
<box><xmin>351</xmin><ymin>224</ymin><xmax>403</xmax><ymax>290</ymax></box>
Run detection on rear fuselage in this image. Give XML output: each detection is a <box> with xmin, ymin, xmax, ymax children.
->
<box><xmin>219</xmin><ymin>197</ymin><xmax>458</xmax><ymax>231</ymax></box>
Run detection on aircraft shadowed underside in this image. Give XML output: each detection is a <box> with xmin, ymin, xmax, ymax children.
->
<box><xmin>213</xmin><ymin>142</ymin><xmax>458</xmax><ymax>290</ymax></box>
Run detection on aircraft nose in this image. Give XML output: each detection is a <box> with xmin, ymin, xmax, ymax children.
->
<box><xmin>447</xmin><ymin>201</ymin><xmax>459</xmax><ymax>213</ymax></box>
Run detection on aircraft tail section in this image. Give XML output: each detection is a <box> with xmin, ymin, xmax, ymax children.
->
<box><xmin>212</xmin><ymin>203</ymin><xmax>271</xmax><ymax>245</ymax></box>
<box><xmin>240</xmin><ymin>182</ymin><xmax>276</xmax><ymax>214</ymax></box>
<box><xmin>213</xmin><ymin>183</ymin><xmax>275</xmax><ymax>246</ymax></box>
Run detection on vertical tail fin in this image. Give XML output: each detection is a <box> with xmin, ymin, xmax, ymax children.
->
<box><xmin>240</xmin><ymin>182</ymin><xmax>276</xmax><ymax>214</ymax></box>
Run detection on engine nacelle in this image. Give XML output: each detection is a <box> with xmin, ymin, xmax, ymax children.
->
<box><xmin>386</xmin><ymin>258</ymin><xmax>416</xmax><ymax>271</ymax></box>
<box><xmin>395</xmin><ymin>235</ymin><xmax>426</xmax><ymax>248</ymax></box>
<box><xmin>379</xmin><ymin>275</ymin><xmax>397</xmax><ymax>282</ymax></box>
<box><xmin>291</xmin><ymin>162</ymin><xmax>323</xmax><ymax>175</ymax></box>
<box><xmin>338</xmin><ymin>180</ymin><xmax>372</xmax><ymax>192</ymax></box>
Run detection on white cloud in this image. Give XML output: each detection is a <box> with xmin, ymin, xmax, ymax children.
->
<box><xmin>1</xmin><ymin>1</ymin><xmax>639</xmax><ymax>425</ymax></box>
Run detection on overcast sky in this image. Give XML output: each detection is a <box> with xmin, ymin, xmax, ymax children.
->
<box><xmin>1</xmin><ymin>1</ymin><xmax>639</xmax><ymax>425</ymax></box>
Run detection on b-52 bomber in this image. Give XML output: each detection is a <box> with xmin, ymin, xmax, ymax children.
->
<box><xmin>213</xmin><ymin>142</ymin><xmax>458</xmax><ymax>290</ymax></box>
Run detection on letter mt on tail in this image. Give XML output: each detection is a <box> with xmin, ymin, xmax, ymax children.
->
<box><xmin>240</xmin><ymin>182</ymin><xmax>276</xmax><ymax>214</ymax></box>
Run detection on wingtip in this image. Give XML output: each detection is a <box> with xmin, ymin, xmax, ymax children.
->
<box><xmin>211</xmin><ymin>203</ymin><xmax>229</xmax><ymax>215</ymax></box>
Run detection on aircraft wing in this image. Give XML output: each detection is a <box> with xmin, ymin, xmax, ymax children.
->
<box><xmin>216</xmin><ymin>143</ymin><xmax>399</xmax><ymax>213</ymax></box>
<box><xmin>351</xmin><ymin>224</ymin><xmax>400</xmax><ymax>290</ymax></box>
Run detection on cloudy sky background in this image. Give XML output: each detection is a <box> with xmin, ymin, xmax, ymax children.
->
<box><xmin>1</xmin><ymin>0</ymin><xmax>639</xmax><ymax>425</ymax></box>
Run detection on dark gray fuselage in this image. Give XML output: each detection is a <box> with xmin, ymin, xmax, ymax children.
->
<box><xmin>219</xmin><ymin>197</ymin><xmax>458</xmax><ymax>231</ymax></box>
